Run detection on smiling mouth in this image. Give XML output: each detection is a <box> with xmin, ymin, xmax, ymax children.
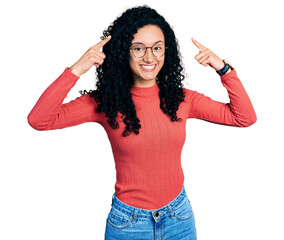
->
<box><xmin>140</xmin><ymin>64</ymin><xmax>157</xmax><ymax>72</ymax></box>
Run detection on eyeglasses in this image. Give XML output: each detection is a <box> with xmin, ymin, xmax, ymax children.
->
<box><xmin>130</xmin><ymin>42</ymin><xmax>166</xmax><ymax>58</ymax></box>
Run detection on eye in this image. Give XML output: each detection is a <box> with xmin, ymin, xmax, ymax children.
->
<box><xmin>134</xmin><ymin>47</ymin><xmax>143</xmax><ymax>51</ymax></box>
<box><xmin>154</xmin><ymin>46</ymin><xmax>161</xmax><ymax>50</ymax></box>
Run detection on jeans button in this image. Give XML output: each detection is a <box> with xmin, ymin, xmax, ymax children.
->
<box><xmin>155</xmin><ymin>212</ymin><xmax>159</xmax><ymax>217</ymax></box>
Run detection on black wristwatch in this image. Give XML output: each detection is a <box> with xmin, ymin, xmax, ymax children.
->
<box><xmin>216</xmin><ymin>59</ymin><xmax>233</xmax><ymax>76</ymax></box>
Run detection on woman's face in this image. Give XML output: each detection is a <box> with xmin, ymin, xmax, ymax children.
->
<box><xmin>129</xmin><ymin>24</ymin><xmax>165</xmax><ymax>87</ymax></box>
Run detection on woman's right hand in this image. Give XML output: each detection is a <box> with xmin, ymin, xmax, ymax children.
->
<box><xmin>69</xmin><ymin>35</ymin><xmax>112</xmax><ymax>77</ymax></box>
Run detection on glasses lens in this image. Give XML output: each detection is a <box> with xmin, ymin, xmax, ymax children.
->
<box><xmin>132</xmin><ymin>44</ymin><xmax>146</xmax><ymax>58</ymax></box>
<box><xmin>152</xmin><ymin>43</ymin><xmax>165</xmax><ymax>57</ymax></box>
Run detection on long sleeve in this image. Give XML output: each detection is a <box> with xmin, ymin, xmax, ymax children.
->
<box><xmin>186</xmin><ymin>67</ymin><xmax>257</xmax><ymax>127</ymax></box>
<box><xmin>27</xmin><ymin>67</ymin><xmax>101</xmax><ymax>130</ymax></box>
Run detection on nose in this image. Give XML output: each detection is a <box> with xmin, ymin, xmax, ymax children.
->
<box><xmin>143</xmin><ymin>47</ymin><xmax>155</xmax><ymax>62</ymax></box>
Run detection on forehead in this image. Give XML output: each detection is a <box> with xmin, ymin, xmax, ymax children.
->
<box><xmin>131</xmin><ymin>25</ymin><xmax>165</xmax><ymax>44</ymax></box>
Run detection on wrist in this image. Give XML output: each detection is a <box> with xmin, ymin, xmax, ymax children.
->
<box><xmin>215</xmin><ymin>61</ymin><xmax>225</xmax><ymax>71</ymax></box>
<box><xmin>68</xmin><ymin>66</ymin><xmax>81</xmax><ymax>77</ymax></box>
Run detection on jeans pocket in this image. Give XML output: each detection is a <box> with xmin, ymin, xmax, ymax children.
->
<box><xmin>173</xmin><ymin>197</ymin><xmax>193</xmax><ymax>221</ymax></box>
<box><xmin>107</xmin><ymin>207</ymin><xmax>131</xmax><ymax>229</ymax></box>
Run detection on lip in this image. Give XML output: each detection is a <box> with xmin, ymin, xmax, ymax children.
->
<box><xmin>140</xmin><ymin>64</ymin><xmax>157</xmax><ymax>72</ymax></box>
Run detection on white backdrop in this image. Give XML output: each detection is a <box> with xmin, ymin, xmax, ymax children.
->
<box><xmin>1</xmin><ymin>0</ymin><xmax>283</xmax><ymax>239</ymax></box>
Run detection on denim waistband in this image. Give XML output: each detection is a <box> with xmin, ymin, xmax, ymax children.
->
<box><xmin>110</xmin><ymin>185</ymin><xmax>188</xmax><ymax>220</ymax></box>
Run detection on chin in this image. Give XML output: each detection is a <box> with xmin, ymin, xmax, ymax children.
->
<box><xmin>141</xmin><ymin>74</ymin><xmax>157</xmax><ymax>80</ymax></box>
<box><xmin>137</xmin><ymin>71</ymin><xmax>159</xmax><ymax>81</ymax></box>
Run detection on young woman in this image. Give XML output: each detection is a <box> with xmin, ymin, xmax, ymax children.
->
<box><xmin>28</xmin><ymin>5</ymin><xmax>256</xmax><ymax>240</ymax></box>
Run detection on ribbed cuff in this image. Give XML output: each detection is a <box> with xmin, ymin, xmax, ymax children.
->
<box><xmin>64</xmin><ymin>67</ymin><xmax>80</xmax><ymax>80</ymax></box>
<box><xmin>220</xmin><ymin>67</ymin><xmax>237</xmax><ymax>82</ymax></box>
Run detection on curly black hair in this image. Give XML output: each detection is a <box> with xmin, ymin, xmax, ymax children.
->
<box><xmin>80</xmin><ymin>5</ymin><xmax>187</xmax><ymax>137</ymax></box>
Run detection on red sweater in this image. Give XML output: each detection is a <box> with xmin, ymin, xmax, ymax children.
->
<box><xmin>28</xmin><ymin>67</ymin><xmax>256</xmax><ymax>210</ymax></box>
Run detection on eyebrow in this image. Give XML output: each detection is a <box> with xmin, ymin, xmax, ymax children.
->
<box><xmin>131</xmin><ymin>40</ymin><xmax>164</xmax><ymax>45</ymax></box>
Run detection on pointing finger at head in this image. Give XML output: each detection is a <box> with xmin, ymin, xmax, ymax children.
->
<box><xmin>94</xmin><ymin>51</ymin><xmax>106</xmax><ymax>59</ymax></box>
<box><xmin>191</xmin><ymin>38</ymin><xmax>207</xmax><ymax>51</ymax></box>
<box><xmin>94</xmin><ymin>35</ymin><xmax>112</xmax><ymax>50</ymax></box>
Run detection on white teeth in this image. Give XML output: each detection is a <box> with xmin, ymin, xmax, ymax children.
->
<box><xmin>141</xmin><ymin>65</ymin><xmax>156</xmax><ymax>69</ymax></box>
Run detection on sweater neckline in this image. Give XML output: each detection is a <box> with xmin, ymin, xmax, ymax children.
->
<box><xmin>130</xmin><ymin>82</ymin><xmax>160</xmax><ymax>97</ymax></box>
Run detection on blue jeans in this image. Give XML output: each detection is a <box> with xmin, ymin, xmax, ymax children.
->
<box><xmin>104</xmin><ymin>185</ymin><xmax>197</xmax><ymax>239</ymax></box>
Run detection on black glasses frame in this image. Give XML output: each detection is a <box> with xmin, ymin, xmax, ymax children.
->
<box><xmin>130</xmin><ymin>42</ymin><xmax>167</xmax><ymax>58</ymax></box>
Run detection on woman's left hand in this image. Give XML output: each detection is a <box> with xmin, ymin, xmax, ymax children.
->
<box><xmin>192</xmin><ymin>38</ymin><xmax>226</xmax><ymax>71</ymax></box>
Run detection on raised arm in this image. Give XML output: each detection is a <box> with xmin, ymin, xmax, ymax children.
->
<box><xmin>185</xmin><ymin>38</ymin><xmax>256</xmax><ymax>127</ymax></box>
<box><xmin>28</xmin><ymin>36</ymin><xmax>112</xmax><ymax>130</ymax></box>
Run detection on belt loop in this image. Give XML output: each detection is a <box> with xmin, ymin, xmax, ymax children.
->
<box><xmin>167</xmin><ymin>204</ymin><xmax>175</xmax><ymax>218</ymax></box>
<box><xmin>132</xmin><ymin>209</ymin><xmax>139</xmax><ymax>223</ymax></box>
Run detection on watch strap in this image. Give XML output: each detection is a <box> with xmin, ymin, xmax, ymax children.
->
<box><xmin>216</xmin><ymin>59</ymin><xmax>232</xmax><ymax>76</ymax></box>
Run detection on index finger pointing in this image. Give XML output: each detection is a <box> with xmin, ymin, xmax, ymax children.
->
<box><xmin>94</xmin><ymin>35</ymin><xmax>112</xmax><ymax>49</ymax></box>
<box><xmin>192</xmin><ymin>38</ymin><xmax>207</xmax><ymax>51</ymax></box>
